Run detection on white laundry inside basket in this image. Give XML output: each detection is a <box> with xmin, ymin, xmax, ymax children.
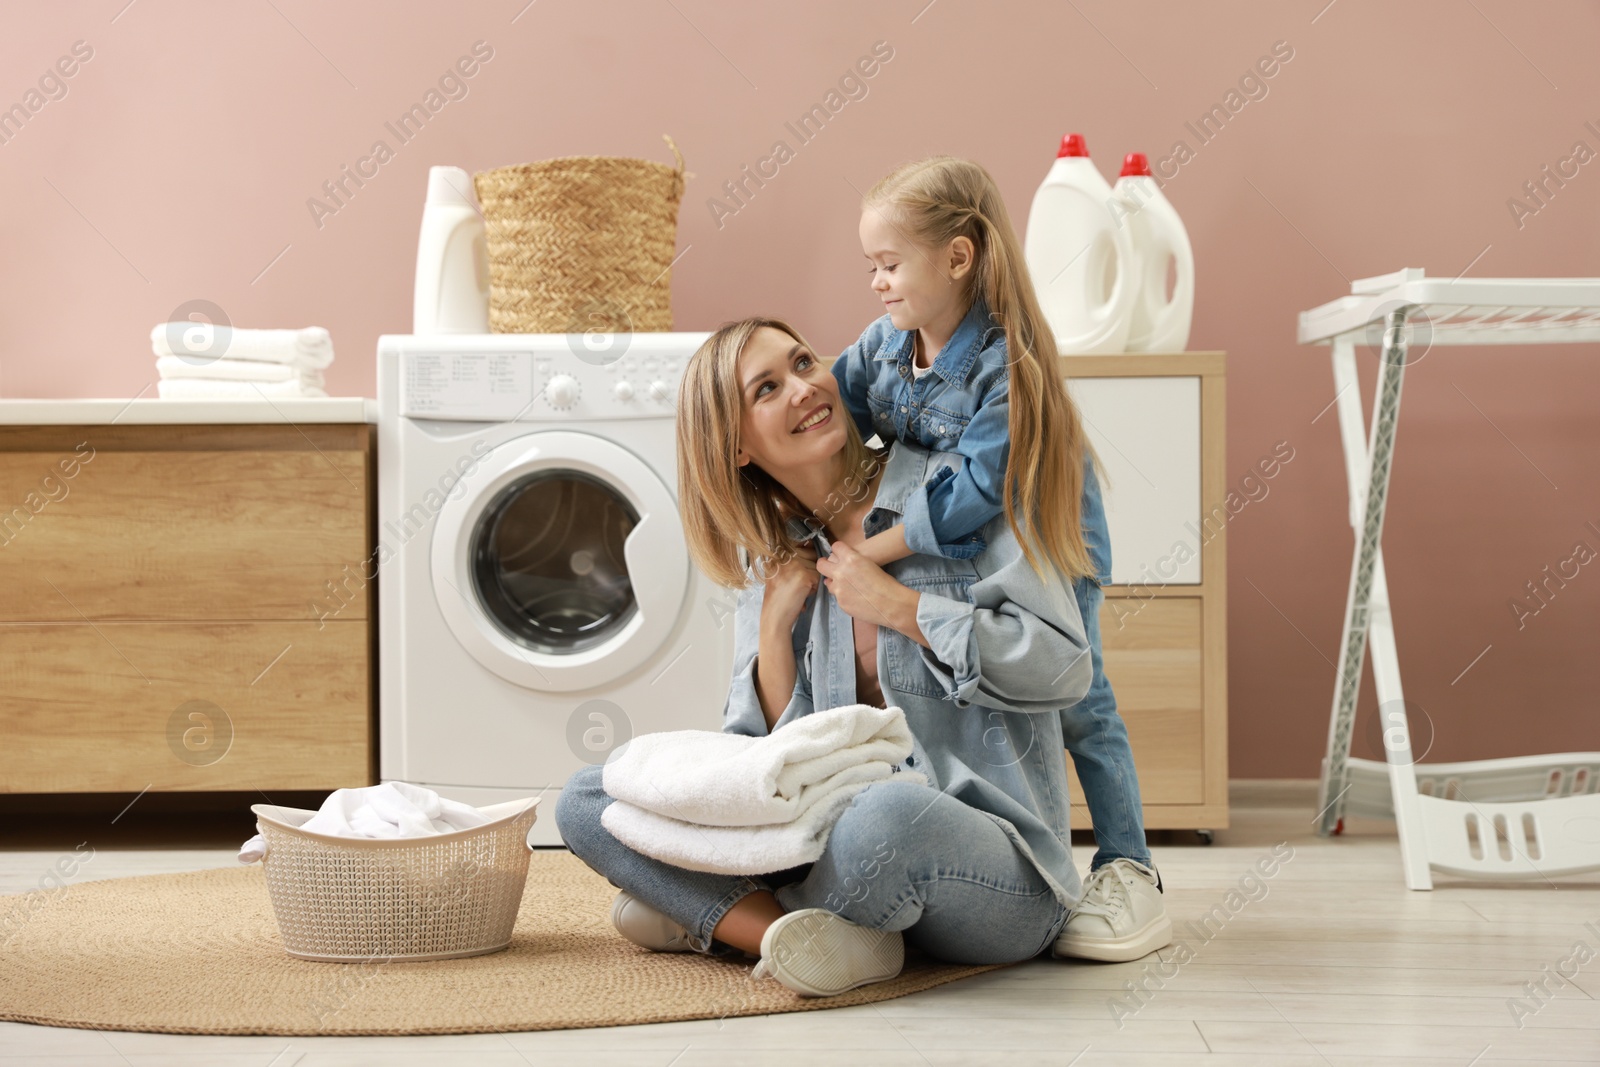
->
<box><xmin>238</xmin><ymin>782</ymin><xmax>490</xmax><ymax>863</ymax></box>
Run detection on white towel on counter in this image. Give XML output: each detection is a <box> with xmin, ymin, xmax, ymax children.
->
<box><xmin>599</xmin><ymin>704</ymin><xmax>928</xmax><ymax>875</ymax></box>
<box><xmin>238</xmin><ymin>782</ymin><xmax>490</xmax><ymax>863</ymax></box>
<box><xmin>149</xmin><ymin>323</ymin><xmax>335</xmax><ymax>369</ymax></box>
<box><xmin>156</xmin><ymin>354</ymin><xmax>325</xmax><ymax>386</ymax></box>
<box><xmin>157</xmin><ymin>377</ymin><xmax>328</xmax><ymax>399</ymax></box>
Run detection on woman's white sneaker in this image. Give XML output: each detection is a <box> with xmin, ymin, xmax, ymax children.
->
<box><xmin>752</xmin><ymin>908</ymin><xmax>904</xmax><ymax>997</ymax></box>
<box><xmin>1052</xmin><ymin>858</ymin><xmax>1173</xmax><ymax>963</ymax></box>
<box><xmin>610</xmin><ymin>890</ymin><xmax>696</xmax><ymax>952</ymax></box>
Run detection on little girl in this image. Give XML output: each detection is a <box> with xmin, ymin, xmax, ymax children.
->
<box><xmin>828</xmin><ymin>155</ymin><xmax>1171</xmax><ymax>963</ymax></box>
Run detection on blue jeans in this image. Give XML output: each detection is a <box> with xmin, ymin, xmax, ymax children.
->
<box><xmin>555</xmin><ymin>767</ymin><xmax>1068</xmax><ymax>965</ymax></box>
<box><xmin>1066</xmin><ymin>575</ymin><xmax>1152</xmax><ymax>872</ymax></box>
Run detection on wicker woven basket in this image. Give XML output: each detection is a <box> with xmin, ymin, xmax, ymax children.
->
<box><xmin>250</xmin><ymin>797</ymin><xmax>540</xmax><ymax>962</ymax></box>
<box><xmin>473</xmin><ymin>134</ymin><xmax>689</xmax><ymax>335</ymax></box>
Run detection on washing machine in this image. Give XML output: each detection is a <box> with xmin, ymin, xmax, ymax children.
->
<box><xmin>376</xmin><ymin>332</ymin><xmax>736</xmax><ymax>846</ymax></box>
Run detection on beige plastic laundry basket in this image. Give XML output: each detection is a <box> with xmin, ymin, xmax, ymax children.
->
<box><xmin>249</xmin><ymin>797</ymin><xmax>540</xmax><ymax>962</ymax></box>
<box><xmin>472</xmin><ymin>133</ymin><xmax>689</xmax><ymax>334</ymax></box>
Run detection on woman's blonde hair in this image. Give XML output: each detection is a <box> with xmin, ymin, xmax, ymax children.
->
<box><xmin>863</xmin><ymin>155</ymin><xmax>1107</xmax><ymax>581</ymax></box>
<box><xmin>676</xmin><ymin>316</ymin><xmax>887</xmax><ymax>589</ymax></box>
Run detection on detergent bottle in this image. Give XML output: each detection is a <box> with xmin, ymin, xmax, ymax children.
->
<box><xmin>413</xmin><ymin>166</ymin><xmax>490</xmax><ymax>334</ymax></box>
<box><xmin>1111</xmin><ymin>153</ymin><xmax>1194</xmax><ymax>352</ymax></box>
<box><xmin>1023</xmin><ymin>133</ymin><xmax>1137</xmax><ymax>354</ymax></box>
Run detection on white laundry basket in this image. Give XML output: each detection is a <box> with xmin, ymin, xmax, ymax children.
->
<box><xmin>249</xmin><ymin>797</ymin><xmax>541</xmax><ymax>962</ymax></box>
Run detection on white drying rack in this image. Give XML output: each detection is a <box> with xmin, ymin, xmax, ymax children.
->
<box><xmin>1298</xmin><ymin>267</ymin><xmax>1600</xmax><ymax>890</ymax></box>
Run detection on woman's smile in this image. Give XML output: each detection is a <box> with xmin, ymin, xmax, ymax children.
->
<box><xmin>793</xmin><ymin>404</ymin><xmax>833</xmax><ymax>433</ymax></box>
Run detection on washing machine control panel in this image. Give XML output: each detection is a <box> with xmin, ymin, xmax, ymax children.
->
<box><xmin>398</xmin><ymin>345</ymin><xmax>695</xmax><ymax>422</ymax></box>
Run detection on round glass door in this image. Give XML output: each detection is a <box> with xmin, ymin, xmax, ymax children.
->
<box><xmin>470</xmin><ymin>470</ymin><xmax>640</xmax><ymax>655</ymax></box>
<box><xmin>431</xmin><ymin>430</ymin><xmax>689</xmax><ymax>692</ymax></box>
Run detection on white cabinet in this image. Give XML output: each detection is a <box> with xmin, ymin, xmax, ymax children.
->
<box><xmin>1066</xmin><ymin>375</ymin><xmax>1203</xmax><ymax>585</ymax></box>
<box><xmin>1063</xmin><ymin>352</ymin><xmax>1228</xmax><ymax>832</ymax></box>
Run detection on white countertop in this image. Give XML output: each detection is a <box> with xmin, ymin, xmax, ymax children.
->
<box><xmin>0</xmin><ymin>397</ymin><xmax>376</xmax><ymax>424</ymax></box>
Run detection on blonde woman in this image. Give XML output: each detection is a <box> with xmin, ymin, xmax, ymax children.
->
<box><xmin>557</xmin><ymin>317</ymin><xmax>1101</xmax><ymax>998</ymax></box>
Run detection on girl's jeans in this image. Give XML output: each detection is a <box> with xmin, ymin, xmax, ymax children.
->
<box><xmin>555</xmin><ymin>769</ymin><xmax>1068</xmax><ymax>964</ymax></box>
<box><xmin>1067</xmin><ymin>575</ymin><xmax>1154</xmax><ymax>872</ymax></box>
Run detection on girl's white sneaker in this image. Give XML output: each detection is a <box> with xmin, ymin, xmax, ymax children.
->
<box><xmin>752</xmin><ymin>908</ymin><xmax>905</xmax><ymax>997</ymax></box>
<box><xmin>1052</xmin><ymin>858</ymin><xmax>1173</xmax><ymax>962</ymax></box>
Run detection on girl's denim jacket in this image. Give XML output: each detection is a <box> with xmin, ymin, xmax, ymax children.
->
<box><xmin>721</xmin><ymin>441</ymin><xmax>1093</xmax><ymax>911</ymax></box>
<box><xmin>831</xmin><ymin>295</ymin><xmax>1112</xmax><ymax>587</ymax></box>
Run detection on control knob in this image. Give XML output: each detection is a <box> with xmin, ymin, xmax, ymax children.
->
<box><xmin>547</xmin><ymin>374</ymin><xmax>579</xmax><ymax>407</ymax></box>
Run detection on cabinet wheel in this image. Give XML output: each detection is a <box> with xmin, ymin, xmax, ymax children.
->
<box><xmin>1196</xmin><ymin>829</ymin><xmax>1214</xmax><ymax>845</ymax></box>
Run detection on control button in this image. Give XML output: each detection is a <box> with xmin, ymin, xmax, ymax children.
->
<box><xmin>547</xmin><ymin>374</ymin><xmax>580</xmax><ymax>407</ymax></box>
<box><xmin>648</xmin><ymin>380</ymin><xmax>671</xmax><ymax>402</ymax></box>
<box><xmin>614</xmin><ymin>381</ymin><xmax>635</xmax><ymax>401</ymax></box>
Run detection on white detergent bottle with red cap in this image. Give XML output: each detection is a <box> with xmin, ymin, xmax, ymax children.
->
<box><xmin>1111</xmin><ymin>152</ymin><xmax>1194</xmax><ymax>352</ymax></box>
<box><xmin>413</xmin><ymin>166</ymin><xmax>490</xmax><ymax>335</ymax></box>
<box><xmin>1023</xmin><ymin>133</ymin><xmax>1137</xmax><ymax>354</ymax></box>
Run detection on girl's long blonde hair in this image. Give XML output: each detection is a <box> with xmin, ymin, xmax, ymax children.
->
<box><xmin>863</xmin><ymin>155</ymin><xmax>1106</xmax><ymax>581</ymax></box>
<box><xmin>677</xmin><ymin>316</ymin><xmax>886</xmax><ymax>589</ymax></box>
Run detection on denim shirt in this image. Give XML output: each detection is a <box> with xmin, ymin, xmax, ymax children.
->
<box><xmin>832</xmin><ymin>296</ymin><xmax>1011</xmax><ymax>560</ymax></box>
<box><xmin>721</xmin><ymin>440</ymin><xmax>1093</xmax><ymax>911</ymax></box>
<box><xmin>833</xmin><ymin>295</ymin><xmax>1114</xmax><ymax>587</ymax></box>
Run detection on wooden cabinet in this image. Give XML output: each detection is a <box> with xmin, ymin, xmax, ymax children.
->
<box><xmin>1063</xmin><ymin>352</ymin><xmax>1228</xmax><ymax>831</ymax></box>
<box><xmin>0</xmin><ymin>423</ymin><xmax>376</xmax><ymax>793</ymax></box>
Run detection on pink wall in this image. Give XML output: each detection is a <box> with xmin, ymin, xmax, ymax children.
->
<box><xmin>2</xmin><ymin>1</ymin><xmax>1596</xmax><ymax>777</ymax></box>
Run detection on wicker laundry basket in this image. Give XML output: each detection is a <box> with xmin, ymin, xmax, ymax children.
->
<box><xmin>473</xmin><ymin>134</ymin><xmax>689</xmax><ymax>335</ymax></box>
<box><xmin>249</xmin><ymin>797</ymin><xmax>540</xmax><ymax>962</ymax></box>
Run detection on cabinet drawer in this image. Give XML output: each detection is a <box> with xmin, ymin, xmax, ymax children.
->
<box><xmin>0</xmin><ymin>621</ymin><xmax>370</xmax><ymax>792</ymax></box>
<box><xmin>1065</xmin><ymin>376</ymin><xmax>1202</xmax><ymax>585</ymax></box>
<box><xmin>1066</xmin><ymin>596</ymin><xmax>1204</xmax><ymax>808</ymax></box>
<box><xmin>0</xmin><ymin>430</ymin><xmax>368</xmax><ymax>621</ymax></box>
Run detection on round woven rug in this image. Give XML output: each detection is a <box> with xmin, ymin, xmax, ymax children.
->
<box><xmin>0</xmin><ymin>852</ymin><xmax>1010</xmax><ymax>1035</ymax></box>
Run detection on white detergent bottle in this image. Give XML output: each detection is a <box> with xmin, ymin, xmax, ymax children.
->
<box><xmin>413</xmin><ymin>165</ymin><xmax>490</xmax><ymax>334</ymax></box>
<box><xmin>1112</xmin><ymin>153</ymin><xmax>1195</xmax><ymax>353</ymax></box>
<box><xmin>1023</xmin><ymin>133</ymin><xmax>1137</xmax><ymax>354</ymax></box>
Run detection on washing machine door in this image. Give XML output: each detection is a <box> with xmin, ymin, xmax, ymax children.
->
<box><xmin>431</xmin><ymin>431</ymin><xmax>689</xmax><ymax>693</ymax></box>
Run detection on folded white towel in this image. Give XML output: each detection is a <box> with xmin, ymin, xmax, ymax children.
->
<box><xmin>603</xmin><ymin>704</ymin><xmax>919</xmax><ymax>827</ymax></box>
<box><xmin>238</xmin><ymin>782</ymin><xmax>490</xmax><ymax>863</ymax></box>
<box><xmin>602</xmin><ymin>768</ymin><xmax>927</xmax><ymax>875</ymax></box>
<box><xmin>157</xmin><ymin>378</ymin><xmax>328</xmax><ymax>399</ymax></box>
<box><xmin>598</xmin><ymin>704</ymin><xmax>928</xmax><ymax>875</ymax></box>
<box><xmin>150</xmin><ymin>324</ymin><xmax>335</xmax><ymax>370</ymax></box>
<box><xmin>156</xmin><ymin>355</ymin><xmax>325</xmax><ymax>386</ymax></box>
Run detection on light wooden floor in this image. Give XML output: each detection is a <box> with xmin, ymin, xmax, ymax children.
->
<box><xmin>2</xmin><ymin>781</ymin><xmax>1597</xmax><ymax>1065</ymax></box>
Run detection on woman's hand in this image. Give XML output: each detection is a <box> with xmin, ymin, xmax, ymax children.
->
<box><xmin>760</xmin><ymin>543</ymin><xmax>819</xmax><ymax>632</ymax></box>
<box><xmin>816</xmin><ymin>540</ymin><xmax>928</xmax><ymax>647</ymax></box>
<box><xmin>754</xmin><ymin>543</ymin><xmax>817</xmax><ymax>732</ymax></box>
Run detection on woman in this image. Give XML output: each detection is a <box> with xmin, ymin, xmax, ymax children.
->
<box><xmin>554</xmin><ymin>317</ymin><xmax>1094</xmax><ymax>998</ymax></box>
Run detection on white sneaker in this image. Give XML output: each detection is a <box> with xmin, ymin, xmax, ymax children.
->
<box><xmin>751</xmin><ymin>908</ymin><xmax>904</xmax><ymax>997</ymax></box>
<box><xmin>1052</xmin><ymin>858</ymin><xmax>1172</xmax><ymax>963</ymax></box>
<box><xmin>610</xmin><ymin>890</ymin><xmax>695</xmax><ymax>952</ymax></box>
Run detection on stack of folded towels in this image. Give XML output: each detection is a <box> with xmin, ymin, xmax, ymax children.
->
<box><xmin>150</xmin><ymin>323</ymin><xmax>334</xmax><ymax>399</ymax></box>
<box><xmin>601</xmin><ymin>704</ymin><xmax>928</xmax><ymax>875</ymax></box>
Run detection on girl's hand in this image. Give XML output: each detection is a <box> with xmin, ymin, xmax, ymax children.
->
<box><xmin>761</xmin><ymin>544</ymin><xmax>819</xmax><ymax>630</ymax></box>
<box><xmin>816</xmin><ymin>539</ymin><xmax>921</xmax><ymax>640</ymax></box>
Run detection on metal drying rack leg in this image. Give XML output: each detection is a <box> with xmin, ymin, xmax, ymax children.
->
<box><xmin>1315</xmin><ymin>308</ymin><xmax>1434</xmax><ymax>889</ymax></box>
